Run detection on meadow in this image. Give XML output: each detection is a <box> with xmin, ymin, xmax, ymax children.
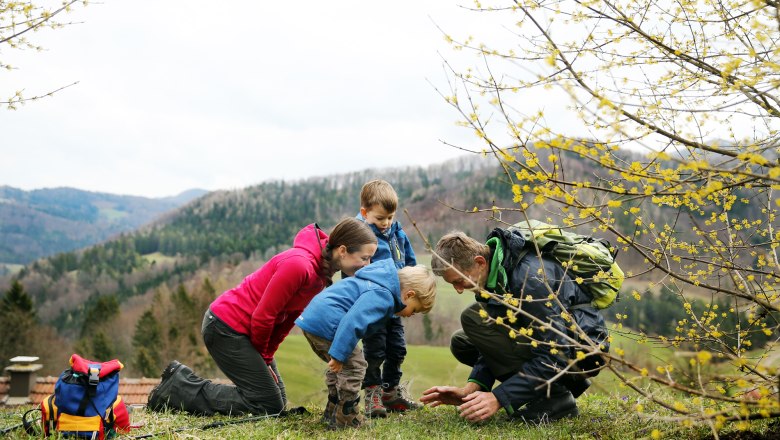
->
<box><xmin>1</xmin><ymin>333</ymin><xmax>778</xmax><ymax>439</ymax></box>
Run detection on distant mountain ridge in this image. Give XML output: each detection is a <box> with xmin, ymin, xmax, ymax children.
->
<box><xmin>0</xmin><ymin>186</ymin><xmax>208</xmax><ymax>266</ymax></box>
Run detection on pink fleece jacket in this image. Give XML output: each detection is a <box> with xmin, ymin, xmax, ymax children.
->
<box><xmin>209</xmin><ymin>224</ymin><xmax>328</xmax><ymax>363</ymax></box>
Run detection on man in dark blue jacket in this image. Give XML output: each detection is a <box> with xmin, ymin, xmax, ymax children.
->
<box><xmin>421</xmin><ymin>227</ymin><xmax>608</xmax><ymax>423</ymax></box>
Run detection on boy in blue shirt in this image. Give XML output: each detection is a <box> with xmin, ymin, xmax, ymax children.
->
<box><xmin>295</xmin><ymin>259</ymin><xmax>436</xmax><ymax>429</ymax></box>
<box><xmin>356</xmin><ymin>179</ymin><xmax>419</xmax><ymax>418</ymax></box>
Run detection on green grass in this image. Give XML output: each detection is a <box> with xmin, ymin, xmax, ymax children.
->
<box><xmin>3</xmin><ymin>392</ymin><xmax>777</xmax><ymax>439</ymax></box>
<box><xmin>142</xmin><ymin>252</ymin><xmax>179</xmax><ymax>266</ymax></box>
<box><xmin>0</xmin><ymin>263</ymin><xmax>23</xmax><ymax>276</ymax></box>
<box><xmin>274</xmin><ymin>335</ymin><xmax>472</xmax><ymax>407</ymax></box>
<box><xmin>98</xmin><ymin>207</ymin><xmax>128</xmax><ymax>221</ymax></box>
<box><xmin>2</xmin><ymin>336</ymin><xmax>777</xmax><ymax>439</ymax></box>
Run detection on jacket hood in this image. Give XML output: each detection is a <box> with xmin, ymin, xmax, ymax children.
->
<box><xmin>485</xmin><ymin>227</ymin><xmax>526</xmax><ymax>291</ymax></box>
<box><xmin>292</xmin><ymin>223</ymin><xmax>328</xmax><ymax>260</ymax></box>
<box><xmin>354</xmin><ymin>258</ymin><xmax>404</xmax><ymax>310</ymax></box>
<box><xmin>356</xmin><ymin>213</ymin><xmax>400</xmax><ymax>237</ymax></box>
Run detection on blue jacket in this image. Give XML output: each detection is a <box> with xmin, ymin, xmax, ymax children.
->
<box><xmin>295</xmin><ymin>259</ymin><xmax>404</xmax><ymax>362</ymax></box>
<box><xmin>356</xmin><ymin>213</ymin><xmax>416</xmax><ymax>269</ymax></box>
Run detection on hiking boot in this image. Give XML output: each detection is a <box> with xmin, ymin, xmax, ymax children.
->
<box><xmin>382</xmin><ymin>384</ymin><xmax>421</xmax><ymax>412</ymax></box>
<box><xmin>329</xmin><ymin>396</ymin><xmax>363</xmax><ymax>429</ymax></box>
<box><xmin>364</xmin><ymin>385</ymin><xmax>387</xmax><ymax>418</ymax></box>
<box><xmin>146</xmin><ymin>360</ymin><xmax>187</xmax><ymax>411</ymax></box>
<box><xmin>513</xmin><ymin>391</ymin><xmax>579</xmax><ymax>423</ymax></box>
<box><xmin>321</xmin><ymin>394</ymin><xmax>339</xmax><ymax>424</ymax></box>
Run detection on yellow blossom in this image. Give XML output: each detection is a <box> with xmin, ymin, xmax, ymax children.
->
<box><xmin>697</xmin><ymin>351</ymin><xmax>712</xmax><ymax>365</ymax></box>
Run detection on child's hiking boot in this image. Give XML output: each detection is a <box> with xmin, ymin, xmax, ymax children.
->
<box><xmin>321</xmin><ymin>394</ymin><xmax>339</xmax><ymax>424</ymax></box>
<box><xmin>382</xmin><ymin>384</ymin><xmax>421</xmax><ymax>412</ymax></box>
<box><xmin>363</xmin><ymin>385</ymin><xmax>387</xmax><ymax>418</ymax></box>
<box><xmin>329</xmin><ymin>396</ymin><xmax>363</xmax><ymax>429</ymax></box>
<box><xmin>146</xmin><ymin>360</ymin><xmax>188</xmax><ymax>412</ymax></box>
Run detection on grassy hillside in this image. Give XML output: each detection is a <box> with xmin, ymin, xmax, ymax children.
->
<box><xmin>3</xmin><ymin>336</ymin><xmax>777</xmax><ymax>438</ymax></box>
<box><xmin>2</xmin><ymin>336</ymin><xmax>776</xmax><ymax>439</ymax></box>
<box><xmin>275</xmin><ymin>332</ymin><xmax>679</xmax><ymax>408</ymax></box>
<box><xmin>274</xmin><ymin>335</ymin><xmax>473</xmax><ymax>407</ymax></box>
<box><xmin>3</xmin><ymin>396</ymin><xmax>776</xmax><ymax>439</ymax></box>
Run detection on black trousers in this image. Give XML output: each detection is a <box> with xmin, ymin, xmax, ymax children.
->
<box><xmin>362</xmin><ymin>316</ymin><xmax>407</xmax><ymax>388</ymax></box>
<box><xmin>162</xmin><ymin>309</ymin><xmax>286</xmax><ymax>415</ymax></box>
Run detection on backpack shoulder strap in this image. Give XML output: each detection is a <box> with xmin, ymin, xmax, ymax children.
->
<box><xmin>46</xmin><ymin>394</ymin><xmax>56</xmax><ymax>434</ymax></box>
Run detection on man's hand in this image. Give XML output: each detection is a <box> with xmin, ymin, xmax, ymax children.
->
<box><xmin>458</xmin><ymin>391</ymin><xmax>500</xmax><ymax>423</ymax></box>
<box><xmin>420</xmin><ymin>386</ymin><xmax>469</xmax><ymax>407</ymax></box>
<box><xmin>328</xmin><ymin>358</ymin><xmax>343</xmax><ymax>373</ymax></box>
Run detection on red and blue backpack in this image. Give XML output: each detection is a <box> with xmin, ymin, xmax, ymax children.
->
<box><xmin>39</xmin><ymin>354</ymin><xmax>130</xmax><ymax>439</ymax></box>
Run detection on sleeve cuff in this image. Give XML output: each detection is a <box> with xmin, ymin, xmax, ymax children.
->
<box><xmin>467</xmin><ymin>378</ymin><xmax>490</xmax><ymax>391</ymax></box>
<box><xmin>491</xmin><ymin>386</ymin><xmax>515</xmax><ymax>415</ymax></box>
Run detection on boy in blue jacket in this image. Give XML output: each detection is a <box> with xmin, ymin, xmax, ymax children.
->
<box><xmin>295</xmin><ymin>259</ymin><xmax>436</xmax><ymax>429</ymax></box>
<box><xmin>356</xmin><ymin>179</ymin><xmax>419</xmax><ymax>418</ymax></box>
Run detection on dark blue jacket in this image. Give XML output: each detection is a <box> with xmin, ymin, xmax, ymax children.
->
<box><xmin>470</xmin><ymin>227</ymin><xmax>609</xmax><ymax>413</ymax></box>
<box><xmin>295</xmin><ymin>259</ymin><xmax>404</xmax><ymax>363</ymax></box>
<box><xmin>356</xmin><ymin>213</ymin><xmax>416</xmax><ymax>269</ymax></box>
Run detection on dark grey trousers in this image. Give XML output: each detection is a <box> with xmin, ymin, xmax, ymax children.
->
<box><xmin>163</xmin><ymin>309</ymin><xmax>287</xmax><ymax>415</ymax></box>
<box><xmin>450</xmin><ymin>302</ymin><xmax>534</xmax><ymax>380</ymax></box>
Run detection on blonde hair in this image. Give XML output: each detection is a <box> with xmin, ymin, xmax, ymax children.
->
<box><xmin>398</xmin><ymin>265</ymin><xmax>437</xmax><ymax>314</ymax></box>
<box><xmin>360</xmin><ymin>179</ymin><xmax>398</xmax><ymax>213</ymax></box>
<box><xmin>431</xmin><ymin>231</ymin><xmax>490</xmax><ymax>276</ymax></box>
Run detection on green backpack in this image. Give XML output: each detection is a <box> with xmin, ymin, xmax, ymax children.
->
<box><xmin>509</xmin><ymin>220</ymin><xmax>624</xmax><ymax>309</ymax></box>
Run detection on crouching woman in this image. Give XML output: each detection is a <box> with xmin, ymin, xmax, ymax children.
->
<box><xmin>147</xmin><ymin>218</ymin><xmax>377</xmax><ymax>416</ymax></box>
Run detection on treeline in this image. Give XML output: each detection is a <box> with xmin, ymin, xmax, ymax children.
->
<box><xmin>0</xmin><ymin>281</ymin><xmax>69</xmax><ymax>373</ymax></box>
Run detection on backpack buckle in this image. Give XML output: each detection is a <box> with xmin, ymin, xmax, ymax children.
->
<box><xmin>88</xmin><ymin>366</ymin><xmax>100</xmax><ymax>387</ymax></box>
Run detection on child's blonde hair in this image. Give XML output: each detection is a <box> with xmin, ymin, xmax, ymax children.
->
<box><xmin>360</xmin><ymin>179</ymin><xmax>398</xmax><ymax>213</ymax></box>
<box><xmin>398</xmin><ymin>265</ymin><xmax>437</xmax><ymax>314</ymax></box>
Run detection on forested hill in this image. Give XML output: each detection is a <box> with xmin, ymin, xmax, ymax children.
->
<box><xmin>0</xmin><ymin>155</ymin><xmax>511</xmax><ymax>328</ymax></box>
<box><xmin>0</xmin><ymin>186</ymin><xmax>207</xmax><ymax>266</ymax></box>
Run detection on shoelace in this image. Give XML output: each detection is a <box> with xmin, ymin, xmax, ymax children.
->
<box><xmin>395</xmin><ymin>384</ymin><xmax>414</xmax><ymax>400</ymax></box>
<box><xmin>368</xmin><ymin>387</ymin><xmax>384</xmax><ymax>407</ymax></box>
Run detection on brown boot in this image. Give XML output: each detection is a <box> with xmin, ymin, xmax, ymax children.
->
<box><xmin>329</xmin><ymin>396</ymin><xmax>363</xmax><ymax>429</ymax></box>
<box><xmin>321</xmin><ymin>394</ymin><xmax>339</xmax><ymax>424</ymax></box>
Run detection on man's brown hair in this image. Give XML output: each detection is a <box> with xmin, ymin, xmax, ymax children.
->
<box><xmin>431</xmin><ymin>231</ymin><xmax>490</xmax><ymax>275</ymax></box>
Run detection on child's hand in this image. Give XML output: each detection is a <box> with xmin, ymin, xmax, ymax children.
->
<box><xmin>328</xmin><ymin>358</ymin><xmax>343</xmax><ymax>373</ymax></box>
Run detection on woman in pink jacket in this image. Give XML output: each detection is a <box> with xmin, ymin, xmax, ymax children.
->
<box><xmin>147</xmin><ymin>217</ymin><xmax>377</xmax><ymax>415</ymax></box>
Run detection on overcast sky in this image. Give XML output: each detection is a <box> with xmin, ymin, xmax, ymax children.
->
<box><xmin>2</xmin><ymin>1</ymin><xmax>506</xmax><ymax>198</ymax></box>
